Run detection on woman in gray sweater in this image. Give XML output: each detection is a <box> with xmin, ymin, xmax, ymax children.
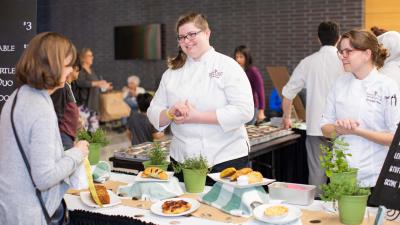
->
<box><xmin>0</xmin><ymin>32</ymin><xmax>89</xmax><ymax>225</ymax></box>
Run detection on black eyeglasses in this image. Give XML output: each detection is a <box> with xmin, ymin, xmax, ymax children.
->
<box><xmin>337</xmin><ymin>48</ymin><xmax>360</xmax><ymax>58</ymax></box>
<box><xmin>177</xmin><ymin>30</ymin><xmax>202</xmax><ymax>42</ymax></box>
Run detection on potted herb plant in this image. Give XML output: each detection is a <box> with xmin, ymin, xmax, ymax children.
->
<box><xmin>320</xmin><ymin>136</ymin><xmax>358</xmax><ymax>185</ymax></box>
<box><xmin>142</xmin><ymin>142</ymin><xmax>169</xmax><ymax>171</ymax></box>
<box><xmin>173</xmin><ymin>155</ymin><xmax>209</xmax><ymax>193</ymax></box>
<box><xmin>77</xmin><ymin>128</ymin><xmax>110</xmax><ymax>165</ymax></box>
<box><xmin>321</xmin><ymin>181</ymin><xmax>370</xmax><ymax>225</ymax></box>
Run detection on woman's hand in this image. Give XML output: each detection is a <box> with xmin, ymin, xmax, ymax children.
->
<box><xmin>74</xmin><ymin>140</ymin><xmax>89</xmax><ymax>158</ymax></box>
<box><xmin>169</xmin><ymin>101</ymin><xmax>189</xmax><ymax>124</ymax></box>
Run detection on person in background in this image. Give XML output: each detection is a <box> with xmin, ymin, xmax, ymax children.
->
<box><xmin>377</xmin><ymin>31</ymin><xmax>400</xmax><ymax>89</ymax></box>
<box><xmin>127</xmin><ymin>93</ymin><xmax>164</xmax><ymax>145</ymax></box>
<box><xmin>73</xmin><ymin>48</ymin><xmax>112</xmax><ymax>131</ymax></box>
<box><xmin>147</xmin><ymin>12</ymin><xmax>253</xmax><ymax>174</ymax></box>
<box><xmin>321</xmin><ymin>30</ymin><xmax>400</xmax><ymax>189</ymax></box>
<box><xmin>51</xmin><ymin>58</ymin><xmax>81</xmax><ymax>150</ymax></box>
<box><xmin>234</xmin><ymin>45</ymin><xmax>266</xmax><ymax>125</ymax></box>
<box><xmin>122</xmin><ymin>75</ymin><xmax>146</xmax><ymax>112</ymax></box>
<box><xmin>281</xmin><ymin>21</ymin><xmax>343</xmax><ymax>195</ymax></box>
<box><xmin>0</xmin><ymin>32</ymin><xmax>88</xmax><ymax>225</ymax></box>
<box><xmin>370</xmin><ymin>26</ymin><xmax>388</xmax><ymax>37</ymax></box>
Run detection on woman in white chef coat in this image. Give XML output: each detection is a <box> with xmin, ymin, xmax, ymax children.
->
<box><xmin>147</xmin><ymin>12</ymin><xmax>254</xmax><ymax>173</ymax></box>
<box><xmin>321</xmin><ymin>30</ymin><xmax>400</xmax><ymax>188</ymax></box>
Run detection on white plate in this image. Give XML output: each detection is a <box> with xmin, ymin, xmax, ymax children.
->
<box><xmin>135</xmin><ymin>171</ymin><xmax>174</xmax><ymax>182</ymax></box>
<box><xmin>208</xmin><ymin>173</ymin><xmax>275</xmax><ymax>188</ymax></box>
<box><xmin>80</xmin><ymin>190</ymin><xmax>121</xmax><ymax>208</ymax></box>
<box><xmin>253</xmin><ymin>204</ymin><xmax>302</xmax><ymax>224</ymax></box>
<box><xmin>150</xmin><ymin>198</ymin><xmax>200</xmax><ymax>217</ymax></box>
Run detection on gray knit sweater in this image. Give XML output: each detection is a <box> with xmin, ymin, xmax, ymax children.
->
<box><xmin>0</xmin><ymin>85</ymin><xmax>84</xmax><ymax>225</ymax></box>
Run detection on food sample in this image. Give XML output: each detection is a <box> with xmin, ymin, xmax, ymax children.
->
<box><xmin>91</xmin><ymin>184</ymin><xmax>110</xmax><ymax>204</ymax></box>
<box><xmin>220</xmin><ymin>167</ymin><xmax>236</xmax><ymax>178</ymax></box>
<box><xmin>162</xmin><ymin>200</ymin><xmax>192</xmax><ymax>214</ymax></box>
<box><xmin>230</xmin><ymin>167</ymin><xmax>253</xmax><ymax>181</ymax></box>
<box><xmin>264</xmin><ymin>205</ymin><xmax>288</xmax><ymax>217</ymax></box>
<box><xmin>247</xmin><ymin>171</ymin><xmax>263</xmax><ymax>184</ymax></box>
<box><xmin>141</xmin><ymin>167</ymin><xmax>168</xmax><ymax>180</ymax></box>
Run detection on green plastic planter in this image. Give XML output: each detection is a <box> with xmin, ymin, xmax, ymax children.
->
<box><xmin>330</xmin><ymin>169</ymin><xmax>358</xmax><ymax>185</ymax></box>
<box><xmin>88</xmin><ymin>143</ymin><xmax>102</xmax><ymax>165</ymax></box>
<box><xmin>182</xmin><ymin>168</ymin><xmax>207</xmax><ymax>193</ymax></box>
<box><xmin>142</xmin><ymin>160</ymin><xmax>169</xmax><ymax>171</ymax></box>
<box><xmin>338</xmin><ymin>194</ymin><xmax>368</xmax><ymax>225</ymax></box>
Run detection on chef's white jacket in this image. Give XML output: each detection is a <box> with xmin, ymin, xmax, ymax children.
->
<box><xmin>147</xmin><ymin>48</ymin><xmax>254</xmax><ymax>166</ymax></box>
<box><xmin>282</xmin><ymin>46</ymin><xmax>344</xmax><ymax>136</ymax></box>
<box><xmin>321</xmin><ymin>68</ymin><xmax>400</xmax><ymax>187</ymax></box>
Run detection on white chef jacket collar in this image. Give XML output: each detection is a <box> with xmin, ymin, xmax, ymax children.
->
<box><xmin>187</xmin><ymin>47</ymin><xmax>215</xmax><ymax>64</ymax></box>
<box><xmin>358</xmin><ymin>67</ymin><xmax>379</xmax><ymax>84</ymax></box>
<box><xmin>319</xmin><ymin>45</ymin><xmax>338</xmax><ymax>53</ymax></box>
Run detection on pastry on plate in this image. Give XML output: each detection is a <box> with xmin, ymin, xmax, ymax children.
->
<box><xmin>247</xmin><ymin>171</ymin><xmax>263</xmax><ymax>184</ymax></box>
<box><xmin>230</xmin><ymin>167</ymin><xmax>253</xmax><ymax>181</ymax></box>
<box><xmin>141</xmin><ymin>167</ymin><xmax>168</xmax><ymax>180</ymax></box>
<box><xmin>91</xmin><ymin>184</ymin><xmax>110</xmax><ymax>204</ymax></box>
<box><xmin>220</xmin><ymin>167</ymin><xmax>236</xmax><ymax>178</ymax></box>
<box><xmin>162</xmin><ymin>200</ymin><xmax>192</xmax><ymax>214</ymax></box>
<box><xmin>264</xmin><ymin>205</ymin><xmax>288</xmax><ymax>217</ymax></box>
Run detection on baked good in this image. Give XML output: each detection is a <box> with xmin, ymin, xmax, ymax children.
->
<box><xmin>264</xmin><ymin>205</ymin><xmax>288</xmax><ymax>217</ymax></box>
<box><xmin>220</xmin><ymin>167</ymin><xmax>236</xmax><ymax>178</ymax></box>
<box><xmin>91</xmin><ymin>184</ymin><xmax>110</xmax><ymax>204</ymax></box>
<box><xmin>141</xmin><ymin>167</ymin><xmax>168</xmax><ymax>180</ymax></box>
<box><xmin>162</xmin><ymin>200</ymin><xmax>192</xmax><ymax>214</ymax></box>
<box><xmin>247</xmin><ymin>171</ymin><xmax>263</xmax><ymax>184</ymax></box>
<box><xmin>230</xmin><ymin>167</ymin><xmax>253</xmax><ymax>181</ymax></box>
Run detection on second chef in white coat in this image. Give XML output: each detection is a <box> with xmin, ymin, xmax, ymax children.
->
<box><xmin>321</xmin><ymin>30</ymin><xmax>400</xmax><ymax>187</ymax></box>
<box><xmin>147</xmin><ymin>12</ymin><xmax>254</xmax><ymax>171</ymax></box>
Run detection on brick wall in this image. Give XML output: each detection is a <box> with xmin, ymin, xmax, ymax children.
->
<box><xmin>37</xmin><ymin>0</ymin><xmax>364</xmax><ymax>115</ymax></box>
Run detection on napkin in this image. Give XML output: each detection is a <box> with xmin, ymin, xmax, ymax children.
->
<box><xmin>201</xmin><ymin>182</ymin><xmax>269</xmax><ymax>217</ymax></box>
<box><xmin>92</xmin><ymin>161</ymin><xmax>111</xmax><ymax>183</ymax></box>
<box><xmin>117</xmin><ymin>176</ymin><xmax>184</xmax><ymax>201</ymax></box>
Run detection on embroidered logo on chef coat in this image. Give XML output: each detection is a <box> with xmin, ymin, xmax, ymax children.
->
<box><xmin>209</xmin><ymin>69</ymin><xmax>223</xmax><ymax>78</ymax></box>
<box><xmin>366</xmin><ymin>91</ymin><xmax>382</xmax><ymax>105</ymax></box>
<box><xmin>384</xmin><ymin>94</ymin><xmax>397</xmax><ymax>106</ymax></box>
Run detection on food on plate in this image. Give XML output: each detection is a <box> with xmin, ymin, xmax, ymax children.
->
<box><xmin>162</xmin><ymin>200</ymin><xmax>192</xmax><ymax>214</ymax></box>
<box><xmin>141</xmin><ymin>167</ymin><xmax>168</xmax><ymax>180</ymax></box>
<box><xmin>230</xmin><ymin>167</ymin><xmax>253</xmax><ymax>181</ymax></box>
<box><xmin>247</xmin><ymin>171</ymin><xmax>263</xmax><ymax>184</ymax></box>
<box><xmin>264</xmin><ymin>205</ymin><xmax>288</xmax><ymax>217</ymax></box>
<box><xmin>220</xmin><ymin>167</ymin><xmax>236</xmax><ymax>178</ymax></box>
<box><xmin>91</xmin><ymin>184</ymin><xmax>110</xmax><ymax>204</ymax></box>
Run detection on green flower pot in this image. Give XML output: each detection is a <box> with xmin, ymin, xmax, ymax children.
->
<box><xmin>142</xmin><ymin>160</ymin><xmax>169</xmax><ymax>171</ymax></box>
<box><xmin>88</xmin><ymin>143</ymin><xmax>102</xmax><ymax>165</ymax></box>
<box><xmin>182</xmin><ymin>168</ymin><xmax>207</xmax><ymax>193</ymax></box>
<box><xmin>330</xmin><ymin>169</ymin><xmax>358</xmax><ymax>185</ymax></box>
<box><xmin>338</xmin><ymin>194</ymin><xmax>368</xmax><ymax>225</ymax></box>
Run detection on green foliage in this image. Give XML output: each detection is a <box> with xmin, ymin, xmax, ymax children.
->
<box><xmin>320</xmin><ymin>181</ymin><xmax>371</xmax><ymax>202</ymax></box>
<box><xmin>319</xmin><ymin>136</ymin><xmax>354</xmax><ymax>178</ymax></box>
<box><xmin>147</xmin><ymin>142</ymin><xmax>168</xmax><ymax>165</ymax></box>
<box><xmin>172</xmin><ymin>155</ymin><xmax>210</xmax><ymax>175</ymax></box>
<box><xmin>77</xmin><ymin>128</ymin><xmax>110</xmax><ymax>146</ymax></box>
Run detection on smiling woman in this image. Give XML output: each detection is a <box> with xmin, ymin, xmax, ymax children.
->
<box><xmin>321</xmin><ymin>30</ymin><xmax>400</xmax><ymax>189</ymax></box>
<box><xmin>147</xmin><ymin>12</ymin><xmax>254</xmax><ymax>180</ymax></box>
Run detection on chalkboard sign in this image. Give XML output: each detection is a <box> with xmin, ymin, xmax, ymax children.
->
<box><xmin>0</xmin><ymin>0</ymin><xmax>36</xmax><ymax>113</ymax></box>
<box><xmin>370</xmin><ymin>124</ymin><xmax>400</xmax><ymax>209</ymax></box>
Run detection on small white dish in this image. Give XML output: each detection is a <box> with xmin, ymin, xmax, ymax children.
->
<box><xmin>150</xmin><ymin>198</ymin><xmax>200</xmax><ymax>217</ymax></box>
<box><xmin>208</xmin><ymin>173</ymin><xmax>275</xmax><ymax>188</ymax></box>
<box><xmin>135</xmin><ymin>171</ymin><xmax>174</xmax><ymax>182</ymax></box>
<box><xmin>80</xmin><ymin>190</ymin><xmax>121</xmax><ymax>208</ymax></box>
<box><xmin>253</xmin><ymin>203</ymin><xmax>302</xmax><ymax>224</ymax></box>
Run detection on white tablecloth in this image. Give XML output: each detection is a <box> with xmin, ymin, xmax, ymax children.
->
<box><xmin>64</xmin><ymin>172</ymin><xmax>376</xmax><ymax>225</ymax></box>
